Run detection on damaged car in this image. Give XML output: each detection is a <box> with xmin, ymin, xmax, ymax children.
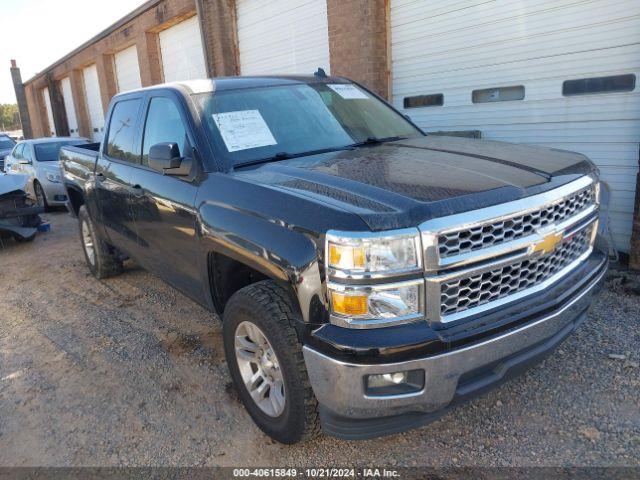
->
<box><xmin>0</xmin><ymin>174</ymin><xmax>43</xmax><ymax>243</ymax></box>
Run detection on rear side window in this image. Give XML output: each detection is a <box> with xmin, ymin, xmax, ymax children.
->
<box><xmin>141</xmin><ymin>97</ymin><xmax>187</xmax><ymax>167</ymax></box>
<box><xmin>562</xmin><ymin>74</ymin><xmax>636</xmax><ymax>96</ymax></box>
<box><xmin>106</xmin><ymin>99</ymin><xmax>141</xmax><ymax>162</ymax></box>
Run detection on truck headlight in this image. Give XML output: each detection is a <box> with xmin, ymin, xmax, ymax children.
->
<box><xmin>46</xmin><ymin>172</ymin><xmax>62</xmax><ymax>183</ymax></box>
<box><xmin>328</xmin><ymin>280</ymin><xmax>424</xmax><ymax>327</ymax></box>
<box><xmin>326</xmin><ymin>229</ymin><xmax>421</xmax><ymax>278</ymax></box>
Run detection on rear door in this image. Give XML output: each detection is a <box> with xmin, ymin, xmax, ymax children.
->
<box><xmin>128</xmin><ymin>91</ymin><xmax>201</xmax><ymax>299</ymax></box>
<box><xmin>94</xmin><ymin>96</ymin><xmax>143</xmax><ymax>255</ymax></box>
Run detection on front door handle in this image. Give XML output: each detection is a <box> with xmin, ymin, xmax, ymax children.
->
<box><xmin>94</xmin><ymin>172</ymin><xmax>105</xmax><ymax>183</ymax></box>
<box><xmin>130</xmin><ymin>184</ymin><xmax>144</xmax><ymax>198</ymax></box>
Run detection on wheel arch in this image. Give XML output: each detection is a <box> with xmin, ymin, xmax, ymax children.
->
<box><xmin>198</xmin><ymin>201</ymin><xmax>328</xmax><ymax>325</ymax></box>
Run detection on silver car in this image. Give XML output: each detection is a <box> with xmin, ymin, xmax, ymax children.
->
<box><xmin>5</xmin><ymin>137</ymin><xmax>87</xmax><ymax>209</ymax></box>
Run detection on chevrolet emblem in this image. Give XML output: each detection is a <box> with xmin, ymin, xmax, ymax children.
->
<box><xmin>532</xmin><ymin>231</ymin><xmax>564</xmax><ymax>255</ymax></box>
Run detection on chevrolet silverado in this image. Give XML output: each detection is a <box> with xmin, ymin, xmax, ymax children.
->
<box><xmin>60</xmin><ymin>74</ymin><xmax>608</xmax><ymax>444</ymax></box>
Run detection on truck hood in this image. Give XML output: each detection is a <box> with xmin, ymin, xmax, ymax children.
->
<box><xmin>232</xmin><ymin>136</ymin><xmax>596</xmax><ymax>231</ymax></box>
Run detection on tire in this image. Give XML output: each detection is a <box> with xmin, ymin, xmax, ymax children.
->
<box><xmin>78</xmin><ymin>205</ymin><xmax>123</xmax><ymax>279</ymax></box>
<box><xmin>223</xmin><ymin>280</ymin><xmax>321</xmax><ymax>444</ymax></box>
<box><xmin>34</xmin><ymin>181</ymin><xmax>49</xmax><ymax>212</ymax></box>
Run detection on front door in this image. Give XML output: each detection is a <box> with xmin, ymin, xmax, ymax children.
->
<box><xmin>94</xmin><ymin>97</ymin><xmax>143</xmax><ymax>255</ymax></box>
<box><xmin>128</xmin><ymin>93</ymin><xmax>201</xmax><ymax>301</ymax></box>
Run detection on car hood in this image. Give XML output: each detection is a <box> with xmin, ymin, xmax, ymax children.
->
<box><xmin>231</xmin><ymin>136</ymin><xmax>596</xmax><ymax>231</ymax></box>
<box><xmin>0</xmin><ymin>148</ymin><xmax>12</xmax><ymax>159</ymax></box>
<box><xmin>37</xmin><ymin>161</ymin><xmax>61</xmax><ymax>174</ymax></box>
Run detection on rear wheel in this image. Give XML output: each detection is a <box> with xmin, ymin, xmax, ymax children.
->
<box><xmin>223</xmin><ymin>280</ymin><xmax>321</xmax><ymax>444</ymax></box>
<box><xmin>78</xmin><ymin>205</ymin><xmax>123</xmax><ymax>279</ymax></box>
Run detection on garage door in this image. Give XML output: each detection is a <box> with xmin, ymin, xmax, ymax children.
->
<box><xmin>159</xmin><ymin>16</ymin><xmax>207</xmax><ymax>82</ymax></box>
<box><xmin>114</xmin><ymin>45</ymin><xmax>142</xmax><ymax>93</ymax></box>
<box><xmin>82</xmin><ymin>64</ymin><xmax>104</xmax><ymax>142</ymax></box>
<box><xmin>42</xmin><ymin>87</ymin><xmax>56</xmax><ymax>137</ymax></box>
<box><xmin>60</xmin><ymin>77</ymin><xmax>79</xmax><ymax>137</ymax></box>
<box><xmin>237</xmin><ymin>0</ymin><xmax>330</xmax><ymax>75</ymax></box>
<box><xmin>391</xmin><ymin>0</ymin><xmax>640</xmax><ymax>253</ymax></box>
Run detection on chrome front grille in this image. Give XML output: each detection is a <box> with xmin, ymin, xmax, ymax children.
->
<box><xmin>438</xmin><ymin>186</ymin><xmax>595</xmax><ymax>258</ymax></box>
<box><xmin>420</xmin><ymin>176</ymin><xmax>599</xmax><ymax>324</ymax></box>
<box><xmin>440</xmin><ymin>225</ymin><xmax>593</xmax><ymax>316</ymax></box>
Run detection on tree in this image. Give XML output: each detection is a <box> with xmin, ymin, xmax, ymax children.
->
<box><xmin>0</xmin><ymin>104</ymin><xmax>21</xmax><ymax>132</ymax></box>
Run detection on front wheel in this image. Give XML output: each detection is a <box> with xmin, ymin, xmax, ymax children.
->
<box><xmin>223</xmin><ymin>280</ymin><xmax>321</xmax><ymax>444</ymax></box>
<box><xmin>34</xmin><ymin>181</ymin><xmax>49</xmax><ymax>212</ymax></box>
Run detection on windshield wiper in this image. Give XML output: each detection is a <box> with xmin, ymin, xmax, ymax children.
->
<box><xmin>234</xmin><ymin>145</ymin><xmax>355</xmax><ymax>168</ymax></box>
<box><xmin>348</xmin><ymin>135</ymin><xmax>407</xmax><ymax>148</ymax></box>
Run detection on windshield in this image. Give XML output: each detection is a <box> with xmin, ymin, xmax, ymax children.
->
<box><xmin>0</xmin><ymin>138</ymin><xmax>15</xmax><ymax>150</ymax></box>
<box><xmin>195</xmin><ymin>82</ymin><xmax>423</xmax><ymax>166</ymax></box>
<box><xmin>34</xmin><ymin>140</ymin><xmax>84</xmax><ymax>161</ymax></box>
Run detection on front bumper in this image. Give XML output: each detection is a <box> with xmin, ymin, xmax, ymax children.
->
<box><xmin>42</xmin><ymin>180</ymin><xmax>68</xmax><ymax>205</ymax></box>
<box><xmin>303</xmin><ymin>255</ymin><xmax>607</xmax><ymax>439</ymax></box>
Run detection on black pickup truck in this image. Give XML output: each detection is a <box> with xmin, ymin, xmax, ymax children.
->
<box><xmin>60</xmin><ymin>74</ymin><xmax>608</xmax><ymax>444</ymax></box>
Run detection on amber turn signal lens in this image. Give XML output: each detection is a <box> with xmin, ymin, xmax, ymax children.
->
<box><xmin>328</xmin><ymin>244</ymin><xmax>365</xmax><ymax>270</ymax></box>
<box><xmin>331</xmin><ymin>292</ymin><xmax>368</xmax><ymax>316</ymax></box>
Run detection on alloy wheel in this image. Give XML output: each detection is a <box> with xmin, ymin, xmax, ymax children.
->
<box><xmin>81</xmin><ymin>219</ymin><xmax>96</xmax><ymax>266</ymax></box>
<box><xmin>234</xmin><ymin>321</ymin><xmax>286</xmax><ymax>417</ymax></box>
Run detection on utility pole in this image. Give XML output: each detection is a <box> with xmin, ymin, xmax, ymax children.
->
<box><xmin>10</xmin><ymin>59</ymin><xmax>33</xmax><ymax>139</ymax></box>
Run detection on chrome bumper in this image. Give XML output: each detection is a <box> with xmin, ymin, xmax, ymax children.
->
<box><xmin>303</xmin><ymin>257</ymin><xmax>607</xmax><ymax>419</ymax></box>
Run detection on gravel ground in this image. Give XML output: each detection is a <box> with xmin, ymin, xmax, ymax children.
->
<box><xmin>0</xmin><ymin>211</ymin><xmax>638</xmax><ymax>467</ymax></box>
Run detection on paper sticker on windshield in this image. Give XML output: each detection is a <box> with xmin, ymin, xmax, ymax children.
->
<box><xmin>212</xmin><ymin>110</ymin><xmax>277</xmax><ymax>152</ymax></box>
<box><xmin>328</xmin><ymin>84</ymin><xmax>369</xmax><ymax>100</ymax></box>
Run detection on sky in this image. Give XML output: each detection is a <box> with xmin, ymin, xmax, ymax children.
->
<box><xmin>0</xmin><ymin>0</ymin><xmax>148</xmax><ymax>104</ymax></box>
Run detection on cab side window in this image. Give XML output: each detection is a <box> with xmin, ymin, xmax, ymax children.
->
<box><xmin>106</xmin><ymin>99</ymin><xmax>142</xmax><ymax>163</ymax></box>
<box><xmin>141</xmin><ymin>97</ymin><xmax>187</xmax><ymax>167</ymax></box>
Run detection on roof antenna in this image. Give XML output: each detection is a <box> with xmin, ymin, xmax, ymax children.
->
<box><xmin>314</xmin><ymin>67</ymin><xmax>327</xmax><ymax>78</ymax></box>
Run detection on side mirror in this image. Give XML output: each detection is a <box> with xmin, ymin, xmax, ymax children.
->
<box><xmin>148</xmin><ymin>142</ymin><xmax>192</xmax><ymax>176</ymax></box>
<box><xmin>148</xmin><ymin>142</ymin><xmax>182</xmax><ymax>171</ymax></box>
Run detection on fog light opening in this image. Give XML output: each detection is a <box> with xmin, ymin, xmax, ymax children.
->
<box><xmin>365</xmin><ymin>369</ymin><xmax>424</xmax><ymax>397</ymax></box>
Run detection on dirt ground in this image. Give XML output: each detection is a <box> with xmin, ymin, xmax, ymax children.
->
<box><xmin>0</xmin><ymin>211</ymin><xmax>638</xmax><ymax>467</ymax></box>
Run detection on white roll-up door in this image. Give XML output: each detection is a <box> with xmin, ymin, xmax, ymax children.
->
<box><xmin>60</xmin><ymin>77</ymin><xmax>79</xmax><ymax>137</ymax></box>
<box><xmin>82</xmin><ymin>64</ymin><xmax>104</xmax><ymax>142</ymax></box>
<box><xmin>236</xmin><ymin>0</ymin><xmax>330</xmax><ymax>75</ymax></box>
<box><xmin>159</xmin><ymin>16</ymin><xmax>207</xmax><ymax>82</ymax></box>
<box><xmin>114</xmin><ymin>45</ymin><xmax>142</xmax><ymax>93</ymax></box>
<box><xmin>391</xmin><ymin>0</ymin><xmax>640</xmax><ymax>253</ymax></box>
<box><xmin>42</xmin><ymin>87</ymin><xmax>56</xmax><ymax>137</ymax></box>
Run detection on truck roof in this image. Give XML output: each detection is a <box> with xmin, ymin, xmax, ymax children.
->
<box><xmin>115</xmin><ymin>74</ymin><xmax>350</xmax><ymax>98</ymax></box>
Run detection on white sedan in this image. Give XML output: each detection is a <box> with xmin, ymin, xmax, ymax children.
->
<box><xmin>5</xmin><ymin>137</ymin><xmax>87</xmax><ymax>209</ymax></box>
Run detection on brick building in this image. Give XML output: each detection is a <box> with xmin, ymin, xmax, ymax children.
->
<box><xmin>11</xmin><ymin>0</ymin><xmax>640</xmax><ymax>265</ymax></box>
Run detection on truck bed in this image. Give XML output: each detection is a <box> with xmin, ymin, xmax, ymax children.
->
<box><xmin>59</xmin><ymin>143</ymin><xmax>100</xmax><ymax>214</ymax></box>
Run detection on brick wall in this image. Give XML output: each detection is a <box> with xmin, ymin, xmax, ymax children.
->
<box><xmin>326</xmin><ymin>0</ymin><xmax>389</xmax><ymax>99</ymax></box>
<box><xmin>21</xmin><ymin>0</ymin><xmax>197</xmax><ymax>138</ymax></box>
